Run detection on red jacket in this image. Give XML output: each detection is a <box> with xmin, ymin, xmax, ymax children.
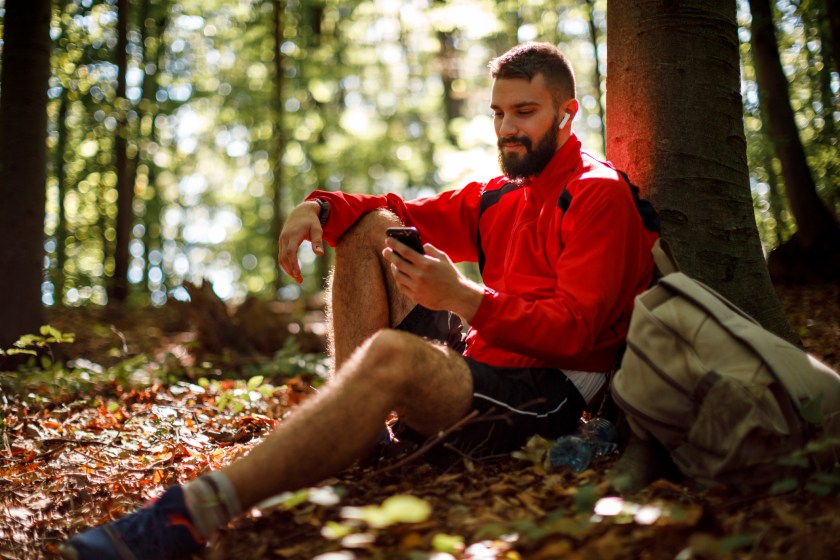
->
<box><xmin>307</xmin><ymin>134</ymin><xmax>659</xmax><ymax>371</ymax></box>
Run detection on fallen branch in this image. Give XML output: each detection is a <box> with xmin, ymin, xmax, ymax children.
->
<box><xmin>373</xmin><ymin>410</ymin><xmax>480</xmax><ymax>476</ymax></box>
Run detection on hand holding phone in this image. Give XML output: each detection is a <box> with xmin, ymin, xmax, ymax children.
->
<box><xmin>386</xmin><ymin>227</ymin><xmax>424</xmax><ymax>258</ymax></box>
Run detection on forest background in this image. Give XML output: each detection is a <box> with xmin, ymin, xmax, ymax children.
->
<box><xmin>0</xmin><ymin>0</ymin><xmax>837</xmax><ymax>317</ymax></box>
<box><xmin>1</xmin><ymin>0</ymin><xmax>839</xmax><ymax>558</ymax></box>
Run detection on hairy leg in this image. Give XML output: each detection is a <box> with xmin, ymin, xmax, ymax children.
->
<box><xmin>223</xmin><ymin>330</ymin><xmax>472</xmax><ymax>508</ymax></box>
<box><xmin>326</xmin><ymin>209</ymin><xmax>416</xmax><ymax>370</ymax></box>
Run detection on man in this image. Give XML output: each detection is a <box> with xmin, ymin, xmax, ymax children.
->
<box><xmin>62</xmin><ymin>42</ymin><xmax>659</xmax><ymax>560</ymax></box>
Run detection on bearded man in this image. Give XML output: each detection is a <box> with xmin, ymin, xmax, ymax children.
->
<box><xmin>63</xmin><ymin>42</ymin><xmax>659</xmax><ymax>560</ymax></box>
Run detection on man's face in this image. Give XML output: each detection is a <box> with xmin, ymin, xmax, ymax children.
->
<box><xmin>490</xmin><ymin>74</ymin><xmax>565</xmax><ymax>180</ymax></box>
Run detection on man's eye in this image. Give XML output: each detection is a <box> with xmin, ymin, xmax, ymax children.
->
<box><xmin>518</xmin><ymin>110</ymin><xmax>533</xmax><ymax>116</ymax></box>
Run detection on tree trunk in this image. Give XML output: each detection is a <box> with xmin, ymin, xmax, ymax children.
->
<box><xmin>139</xmin><ymin>1</ymin><xmax>169</xmax><ymax>298</ymax></box>
<box><xmin>53</xmin><ymin>88</ymin><xmax>70</xmax><ymax>305</ymax></box>
<box><xmin>0</xmin><ymin>0</ymin><xmax>51</xmax><ymax>348</ymax></box>
<box><xmin>585</xmin><ymin>0</ymin><xmax>607</xmax><ymax>156</ymax></box>
<box><xmin>606</xmin><ymin>0</ymin><xmax>796</xmax><ymax>342</ymax></box>
<box><xmin>110</xmin><ymin>0</ymin><xmax>132</xmax><ymax>303</ymax></box>
<box><xmin>750</xmin><ymin>0</ymin><xmax>840</xmax><ymax>283</ymax></box>
<box><xmin>826</xmin><ymin>0</ymin><xmax>840</xmax><ymax>75</ymax></box>
<box><xmin>272</xmin><ymin>0</ymin><xmax>288</xmax><ymax>295</ymax></box>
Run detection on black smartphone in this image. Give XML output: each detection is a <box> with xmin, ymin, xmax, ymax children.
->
<box><xmin>386</xmin><ymin>226</ymin><xmax>424</xmax><ymax>256</ymax></box>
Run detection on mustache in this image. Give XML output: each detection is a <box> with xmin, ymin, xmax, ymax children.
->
<box><xmin>498</xmin><ymin>136</ymin><xmax>532</xmax><ymax>150</ymax></box>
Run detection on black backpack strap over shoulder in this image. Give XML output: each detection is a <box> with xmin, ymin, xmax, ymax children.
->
<box><xmin>556</xmin><ymin>171</ymin><xmax>660</xmax><ymax>234</ymax></box>
<box><xmin>477</xmin><ymin>182</ymin><xmax>520</xmax><ymax>275</ymax></box>
<box><xmin>557</xmin><ymin>188</ymin><xmax>572</xmax><ymax>212</ymax></box>
<box><xmin>616</xmin><ymin>169</ymin><xmax>661</xmax><ymax>234</ymax></box>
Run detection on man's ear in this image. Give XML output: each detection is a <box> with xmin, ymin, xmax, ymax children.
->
<box><xmin>560</xmin><ymin>99</ymin><xmax>579</xmax><ymax>126</ymax></box>
<box><xmin>559</xmin><ymin>112</ymin><xmax>571</xmax><ymax>129</ymax></box>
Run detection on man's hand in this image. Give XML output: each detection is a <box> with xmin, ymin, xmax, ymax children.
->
<box><xmin>383</xmin><ymin>238</ymin><xmax>483</xmax><ymax>322</ymax></box>
<box><xmin>278</xmin><ymin>200</ymin><xmax>324</xmax><ymax>284</ymax></box>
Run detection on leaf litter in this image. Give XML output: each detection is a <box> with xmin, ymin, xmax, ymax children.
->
<box><xmin>1</xmin><ymin>283</ymin><xmax>839</xmax><ymax>559</ymax></box>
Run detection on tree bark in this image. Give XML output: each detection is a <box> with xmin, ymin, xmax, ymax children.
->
<box><xmin>110</xmin><ymin>0</ymin><xmax>132</xmax><ymax>303</ymax></box>
<box><xmin>606</xmin><ymin>0</ymin><xmax>796</xmax><ymax>342</ymax></box>
<box><xmin>0</xmin><ymin>0</ymin><xmax>51</xmax><ymax>348</ymax></box>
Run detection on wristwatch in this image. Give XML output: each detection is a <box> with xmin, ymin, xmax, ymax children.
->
<box><xmin>313</xmin><ymin>198</ymin><xmax>330</xmax><ymax>227</ymax></box>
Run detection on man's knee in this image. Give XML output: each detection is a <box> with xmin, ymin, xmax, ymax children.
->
<box><xmin>336</xmin><ymin>209</ymin><xmax>402</xmax><ymax>254</ymax></box>
<box><xmin>351</xmin><ymin>329</ymin><xmax>419</xmax><ymax>391</ymax></box>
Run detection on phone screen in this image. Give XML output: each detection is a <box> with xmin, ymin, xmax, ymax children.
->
<box><xmin>386</xmin><ymin>227</ymin><xmax>424</xmax><ymax>255</ymax></box>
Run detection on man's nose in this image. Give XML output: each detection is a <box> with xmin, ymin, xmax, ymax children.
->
<box><xmin>497</xmin><ymin>116</ymin><xmax>517</xmax><ymax>138</ymax></box>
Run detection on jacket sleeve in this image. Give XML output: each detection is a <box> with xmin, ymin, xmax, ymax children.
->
<box><xmin>306</xmin><ymin>182</ymin><xmax>485</xmax><ymax>263</ymax></box>
<box><xmin>468</xmin><ymin>178</ymin><xmax>655</xmax><ymax>364</ymax></box>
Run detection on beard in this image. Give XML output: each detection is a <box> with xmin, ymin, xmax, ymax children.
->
<box><xmin>497</xmin><ymin>117</ymin><xmax>559</xmax><ymax>181</ymax></box>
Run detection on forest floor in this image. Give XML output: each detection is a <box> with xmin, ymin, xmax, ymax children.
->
<box><xmin>1</xmin><ymin>282</ymin><xmax>839</xmax><ymax>560</ymax></box>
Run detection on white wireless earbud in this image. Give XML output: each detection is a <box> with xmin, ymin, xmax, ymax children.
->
<box><xmin>558</xmin><ymin>112</ymin><xmax>571</xmax><ymax>129</ymax></box>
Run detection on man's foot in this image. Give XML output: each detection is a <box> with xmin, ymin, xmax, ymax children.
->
<box><xmin>60</xmin><ymin>485</ymin><xmax>205</xmax><ymax>560</ymax></box>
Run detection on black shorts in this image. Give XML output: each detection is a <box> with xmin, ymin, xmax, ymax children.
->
<box><xmin>394</xmin><ymin>305</ymin><xmax>586</xmax><ymax>461</ymax></box>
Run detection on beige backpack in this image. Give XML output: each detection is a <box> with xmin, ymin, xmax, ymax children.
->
<box><xmin>611</xmin><ymin>239</ymin><xmax>840</xmax><ymax>490</ymax></box>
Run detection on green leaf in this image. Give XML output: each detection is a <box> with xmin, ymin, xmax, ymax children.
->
<box><xmin>342</xmin><ymin>495</ymin><xmax>431</xmax><ymax>528</ymax></box>
<box><xmin>778</xmin><ymin>454</ymin><xmax>809</xmax><ymax>468</ymax></box>
<box><xmin>717</xmin><ymin>534</ymin><xmax>754</xmax><ymax>551</ymax></box>
<box><xmin>575</xmin><ymin>484</ymin><xmax>598</xmax><ymax>513</ymax></box>
<box><xmin>804</xmin><ymin>481</ymin><xmax>836</xmax><ymax>496</ymax></box>
<box><xmin>16</xmin><ymin>334</ymin><xmax>42</xmax><ymax>347</ymax></box>
<box><xmin>247</xmin><ymin>375</ymin><xmax>264</xmax><ymax>390</ymax></box>
<box><xmin>810</xmin><ymin>471</ymin><xmax>840</xmax><ymax>486</ymax></box>
<box><xmin>6</xmin><ymin>349</ymin><xmax>37</xmax><ymax>356</ymax></box>
<box><xmin>321</xmin><ymin>520</ymin><xmax>354</xmax><ymax>540</ymax></box>
<box><xmin>770</xmin><ymin>477</ymin><xmax>799</xmax><ymax>494</ymax></box>
<box><xmin>40</xmin><ymin>325</ymin><xmax>62</xmax><ymax>339</ymax></box>
<box><xmin>432</xmin><ymin>533</ymin><xmax>464</xmax><ymax>553</ymax></box>
<box><xmin>379</xmin><ymin>495</ymin><xmax>431</xmax><ymax>524</ymax></box>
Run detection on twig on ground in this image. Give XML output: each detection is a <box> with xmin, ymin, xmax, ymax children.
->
<box><xmin>374</xmin><ymin>410</ymin><xmax>480</xmax><ymax>476</ymax></box>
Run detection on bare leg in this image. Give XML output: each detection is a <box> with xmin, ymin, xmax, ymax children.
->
<box><xmin>326</xmin><ymin>210</ymin><xmax>416</xmax><ymax>370</ymax></box>
<box><xmin>223</xmin><ymin>330</ymin><xmax>473</xmax><ymax>508</ymax></box>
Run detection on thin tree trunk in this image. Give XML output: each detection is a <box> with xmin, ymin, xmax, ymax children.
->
<box><xmin>749</xmin><ymin>0</ymin><xmax>839</xmax><ymax>251</ymax></box>
<box><xmin>0</xmin><ymin>0</ymin><xmax>51</xmax><ymax>348</ymax></box>
<box><xmin>111</xmin><ymin>0</ymin><xmax>132</xmax><ymax>302</ymax></box>
<box><xmin>826</xmin><ymin>0</ymin><xmax>840</xmax><ymax>74</ymax></box>
<box><xmin>585</xmin><ymin>0</ymin><xmax>607</xmax><ymax>156</ymax></box>
<box><xmin>141</xmin><ymin>2</ymin><xmax>169</xmax><ymax>296</ymax></box>
<box><xmin>765</xmin><ymin>157</ymin><xmax>785</xmax><ymax>248</ymax></box>
<box><xmin>272</xmin><ymin>0</ymin><xmax>287</xmax><ymax>295</ymax></box>
<box><xmin>606</xmin><ymin>0</ymin><xmax>796</xmax><ymax>342</ymax></box>
<box><xmin>438</xmin><ymin>30</ymin><xmax>462</xmax><ymax>147</ymax></box>
<box><xmin>54</xmin><ymin>88</ymin><xmax>70</xmax><ymax>305</ymax></box>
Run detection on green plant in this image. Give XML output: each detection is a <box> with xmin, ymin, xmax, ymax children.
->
<box><xmin>1</xmin><ymin>325</ymin><xmax>75</xmax><ymax>361</ymax></box>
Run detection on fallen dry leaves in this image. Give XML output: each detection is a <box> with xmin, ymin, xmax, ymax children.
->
<box><xmin>1</xmin><ymin>283</ymin><xmax>839</xmax><ymax>559</ymax></box>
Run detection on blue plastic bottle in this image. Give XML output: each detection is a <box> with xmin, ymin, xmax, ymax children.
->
<box><xmin>549</xmin><ymin>417</ymin><xmax>618</xmax><ymax>472</ymax></box>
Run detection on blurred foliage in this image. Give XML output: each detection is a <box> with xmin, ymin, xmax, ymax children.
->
<box><xmin>0</xmin><ymin>0</ymin><xmax>835</xmax><ymax>306</ymax></box>
<box><xmin>738</xmin><ymin>0</ymin><xmax>839</xmax><ymax>254</ymax></box>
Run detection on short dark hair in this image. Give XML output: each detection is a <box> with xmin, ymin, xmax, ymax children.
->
<box><xmin>488</xmin><ymin>42</ymin><xmax>576</xmax><ymax>107</ymax></box>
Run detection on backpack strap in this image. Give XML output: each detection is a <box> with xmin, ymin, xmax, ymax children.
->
<box><xmin>476</xmin><ymin>182</ymin><xmax>521</xmax><ymax>275</ymax></box>
<box><xmin>615</xmin><ymin>169</ymin><xmax>661</xmax><ymax>234</ymax></box>
<box><xmin>652</xmin><ymin>238</ymin><xmax>679</xmax><ymax>276</ymax></box>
